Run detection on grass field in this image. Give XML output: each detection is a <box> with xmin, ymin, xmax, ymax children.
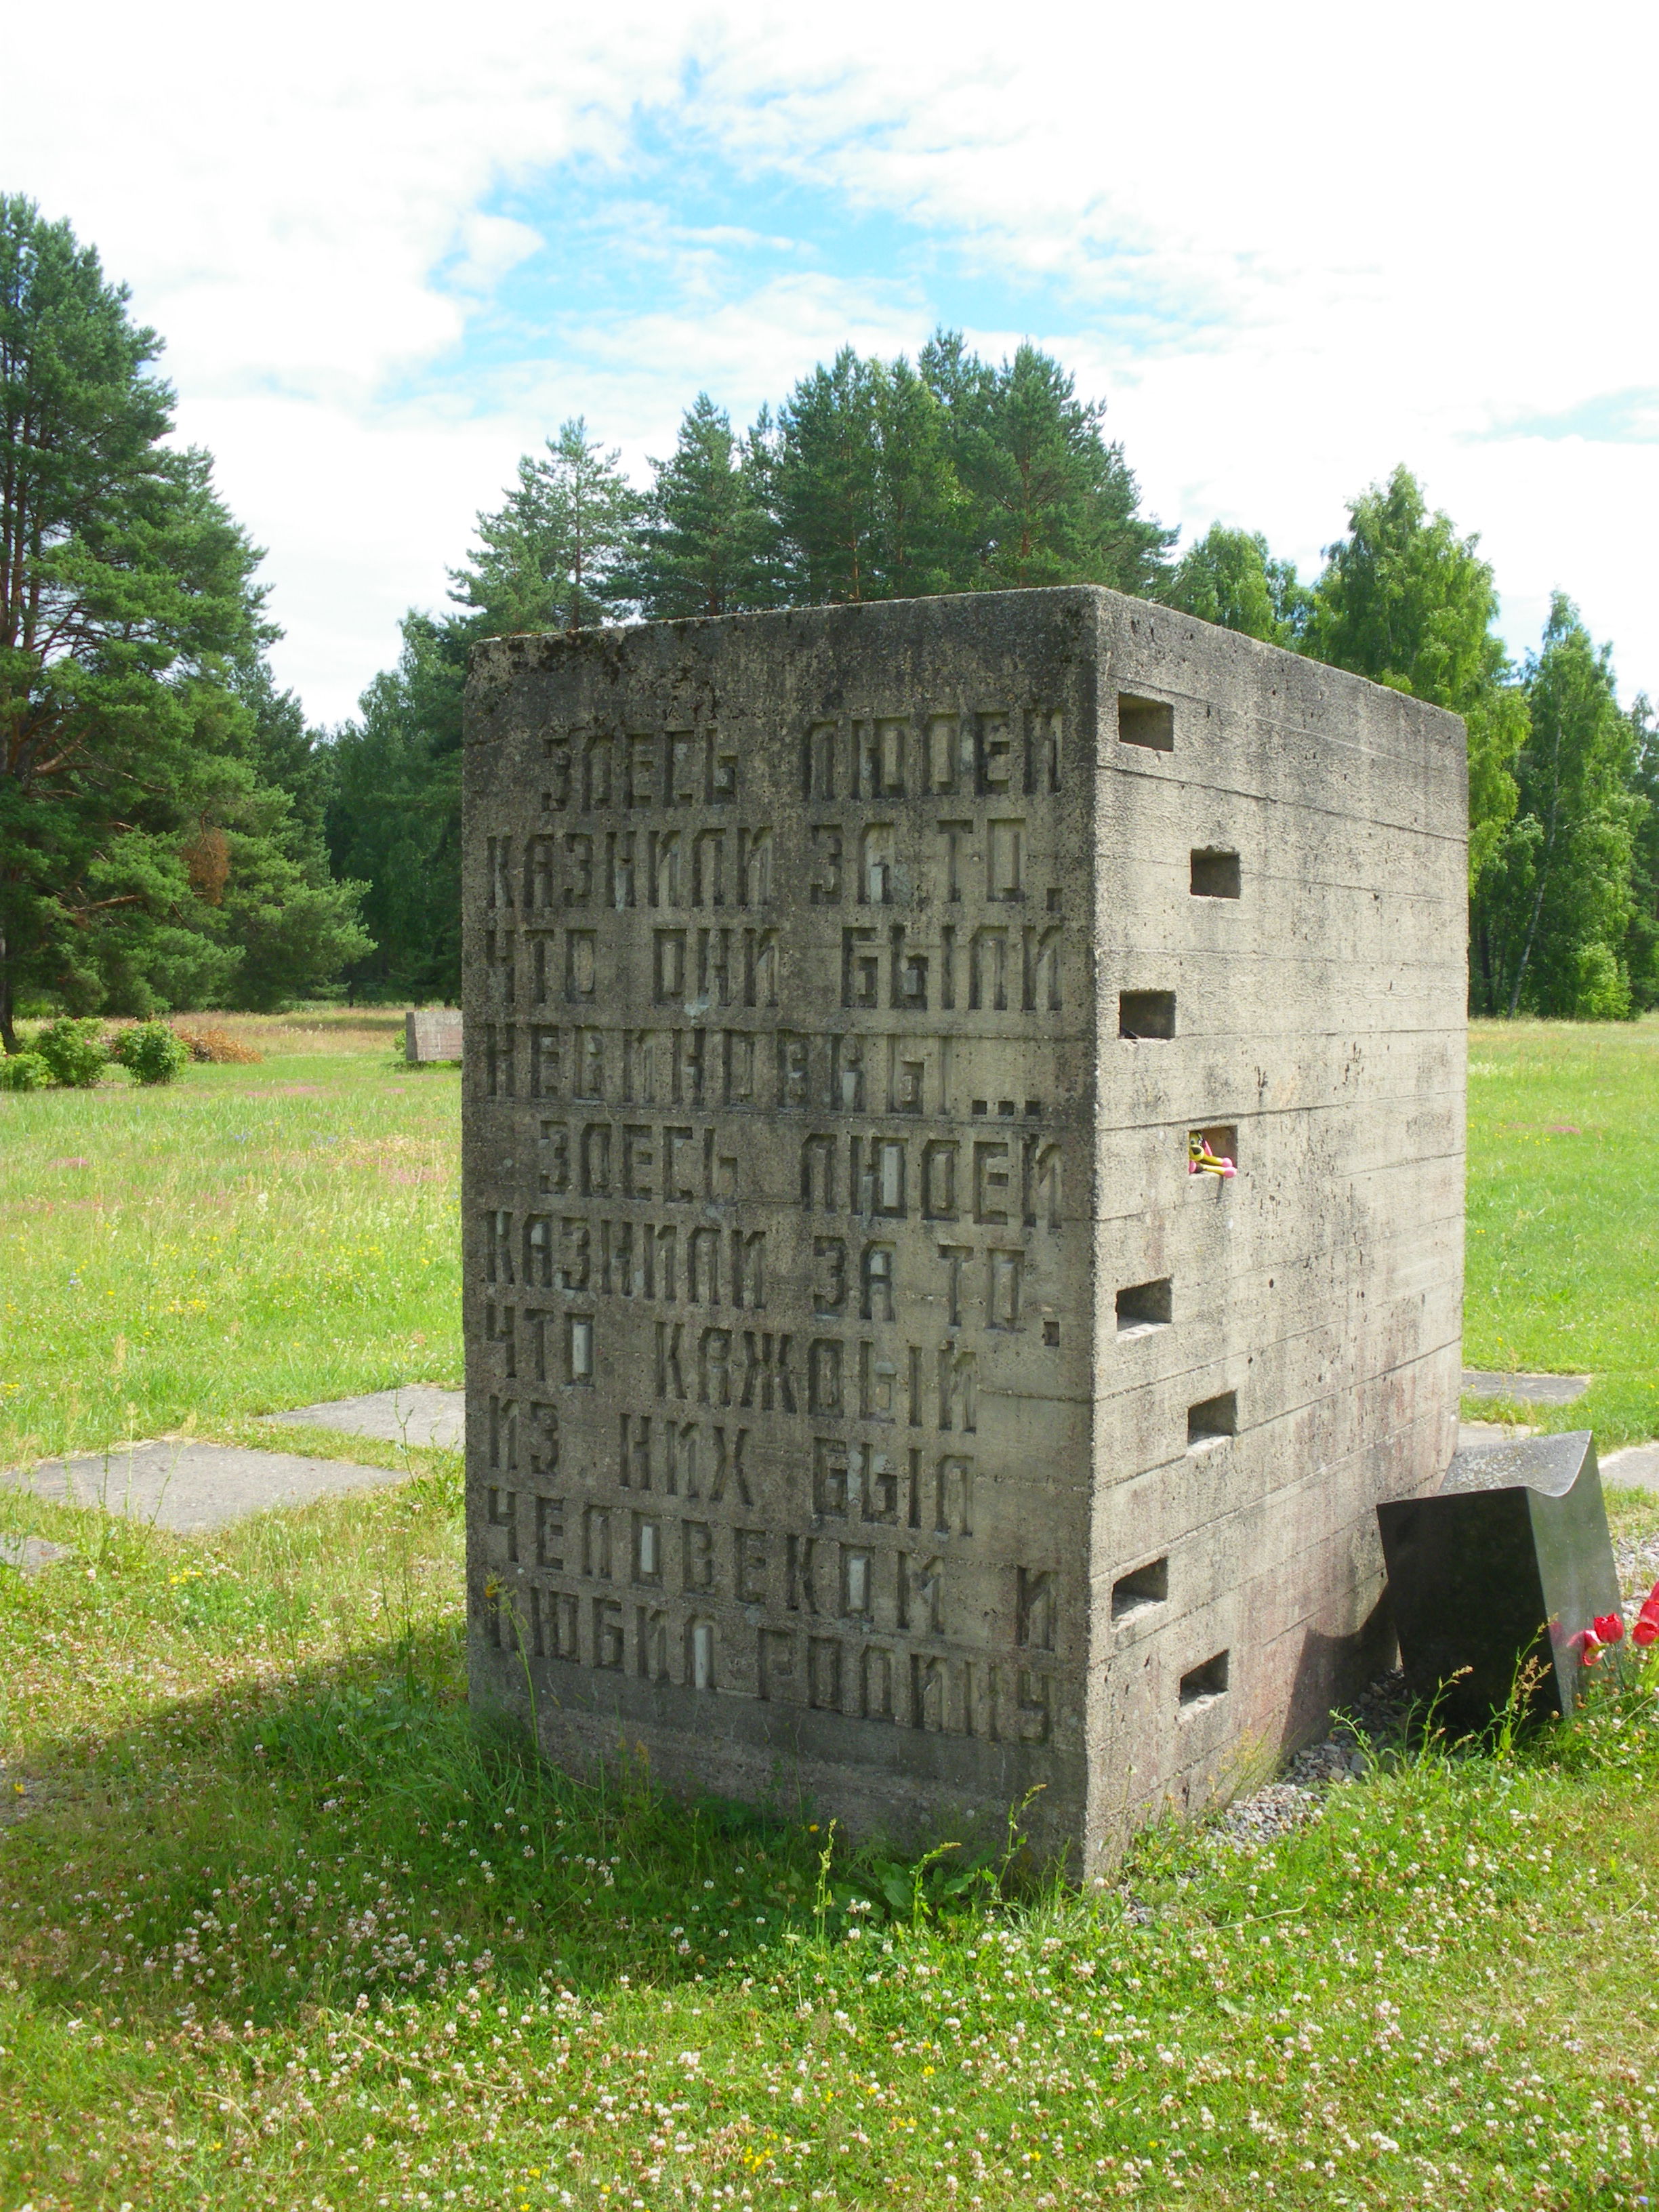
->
<box><xmin>0</xmin><ymin>1011</ymin><xmax>460</xmax><ymax>1475</ymax></box>
<box><xmin>1</xmin><ymin>1012</ymin><xmax>1658</xmax><ymax>2210</ymax></box>
<box><xmin>1465</xmin><ymin>1015</ymin><xmax>1659</xmax><ymax>1447</ymax></box>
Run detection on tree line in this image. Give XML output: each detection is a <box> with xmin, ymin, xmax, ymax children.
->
<box><xmin>3</xmin><ymin>194</ymin><xmax>1654</xmax><ymax>1041</ymax></box>
<box><xmin>335</xmin><ymin>380</ymin><xmax>1658</xmax><ymax>1019</ymax></box>
<box><xmin>0</xmin><ymin>197</ymin><xmax>367</xmax><ymax>1048</ymax></box>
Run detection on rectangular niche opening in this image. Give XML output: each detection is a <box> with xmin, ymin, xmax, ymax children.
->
<box><xmin>1189</xmin><ymin>1124</ymin><xmax>1237</xmax><ymax>1174</ymax></box>
<box><xmin>1120</xmin><ymin>990</ymin><xmax>1176</xmax><ymax>1040</ymax></box>
<box><xmin>1190</xmin><ymin>848</ymin><xmax>1242</xmax><ymax>899</ymax></box>
<box><xmin>1111</xmin><ymin>1557</ymin><xmax>1169</xmax><ymax>1620</ymax></box>
<box><xmin>1187</xmin><ymin>1391</ymin><xmax>1237</xmax><ymax>1447</ymax></box>
<box><xmin>1117</xmin><ymin>693</ymin><xmax>1174</xmax><ymax>752</ymax></box>
<box><xmin>1180</xmin><ymin>1650</ymin><xmax>1229</xmax><ymax>1707</ymax></box>
<box><xmin>1115</xmin><ymin>1277</ymin><xmax>1172</xmax><ymax>1336</ymax></box>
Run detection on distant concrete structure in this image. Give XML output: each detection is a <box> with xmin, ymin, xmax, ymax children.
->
<box><xmin>406</xmin><ymin>1007</ymin><xmax>464</xmax><ymax>1063</ymax></box>
<box><xmin>462</xmin><ymin>589</ymin><xmax>1467</xmax><ymax>1870</ymax></box>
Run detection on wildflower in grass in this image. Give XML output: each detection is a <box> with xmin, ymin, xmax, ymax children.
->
<box><xmin>1592</xmin><ymin>1613</ymin><xmax>1624</xmax><ymax>1645</ymax></box>
<box><xmin>1633</xmin><ymin>1582</ymin><xmax>1659</xmax><ymax>1648</ymax></box>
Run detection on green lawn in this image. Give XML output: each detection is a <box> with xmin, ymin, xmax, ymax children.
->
<box><xmin>0</xmin><ymin>1015</ymin><xmax>1657</xmax><ymax>2210</ymax></box>
<box><xmin>1465</xmin><ymin>1015</ymin><xmax>1659</xmax><ymax>1446</ymax></box>
<box><xmin>4</xmin><ymin>1009</ymin><xmax>1656</xmax><ymax>1468</ymax></box>
<box><xmin>0</xmin><ymin>1011</ymin><xmax>459</xmax><ymax>1473</ymax></box>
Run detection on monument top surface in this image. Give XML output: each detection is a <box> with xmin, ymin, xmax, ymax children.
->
<box><xmin>1441</xmin><ymin>1431</ymin><xmax>1595</xmax><ymax>1499</ymax></box>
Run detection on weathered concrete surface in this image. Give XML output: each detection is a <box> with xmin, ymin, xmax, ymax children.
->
<box><xmin>0</xmin><ymin>1535</ymin><xmax>70</xmax><ymax>1578</ymax></box>
<box><xmin>3</xmin><ymin>1442</ymin><xmax>407</xmax><ymax>1533</ymax></box>
<box><xmin>462</xmin><ymin>588</ymin><xmax>1467</xmax><ymax>1870</ymax></box>
<box><xmin>263</xmin><ymin>1386</ymin><xmax>465</xmax><ymax>1451</ymax></box>
<box><xmin>407</xmin><ymin>1008</ymin><xmax>464</xmax><ymax>1063</ymax></box>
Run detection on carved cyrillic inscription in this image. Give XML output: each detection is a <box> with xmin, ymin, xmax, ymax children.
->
<box><xmin>471</xmin><ymin>685</ymin><xmax>1080</xmax><ymax>1794</ymax></box>
<box><xmin>478</xmin><ymin>1559</ymin><xmax>1054</xmax><ymax>1740</ymax></box>
<box><xmin>538</xmin><ymin>729</ymin><xmax>738</xmax><ymax>815</ymax></box>
<box><xmin>802</xmin><ymin>710</ymin><xmax>1063</xmax><ymax>804</ymax></box>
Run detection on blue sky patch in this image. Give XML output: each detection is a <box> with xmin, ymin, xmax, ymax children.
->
<box><xmin>1481</xmin><ymin>389</ymin><xmax>1659</xmax><ymax>446</ymax></box>
<box><xmin>407</xmin><ymin>106</ymin><xmax>1221</xmax><ymax>424</ymax></box>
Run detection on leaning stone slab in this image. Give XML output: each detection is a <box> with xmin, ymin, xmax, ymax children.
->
<box><xmin>2</xmin><ymin>1442</ymin><xmax>407</xmax><ymax>1534</ymax></box>
<box><xmin>463</xmin><ymin>589</ymin><xmax>1468</xmax><ymax>1870</ymax></box>
<box><xmin>262</xmin><ymin>1386</ymin><xmax>465</xmax><ymax>1452</ymax></box>
<box><xmin>1462</xmin><ymin>1369</ymin><xmax>1590</xmax><ymax>1405</ymax></box>
<box><xmin>407</xmin><ymin>1008</ymin><xmax>464</xmax><ymax>1063</ymax></box>
<box><xmin>1378</xmin><ymin>1430</ymin><xmax>1622</xmax><ymax>1728</ymax></box>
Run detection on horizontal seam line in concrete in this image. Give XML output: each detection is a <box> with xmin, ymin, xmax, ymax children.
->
<box><xmin>1090</xmin><ymin>1319</ymin><xmax>1464</xmax><ymax>1402</ymax></box>
<box><xmin>1090</xmin><ymin>1337</ymin><xmax>1462</xmax><ymax>1456</ymax></box>
<box><xmin>1100</xmin><ymin>773</ymin><xmax>1469</xmax><ymax>843</ymax></box>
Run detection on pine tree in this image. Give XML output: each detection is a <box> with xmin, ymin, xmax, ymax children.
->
<box><xmin>451</xmin><ymin>418</ymin><xmax>640</xmax><ymax>633</ymax></box>
<box><xmin>0</xmin><ymin>196</ymin><xmax>365</xmax><ymax>1044</ymax></box>
<box><xmin>770</xmin><ymin>350</ymin><xmax>968</xmax><ymax>604</ymax></box>
<box><xmin>214</xmin><ymin>668</ymin><xmax>371</xmax><ymax>1012</ymax></box>
<box><xmin>323</xmin><ymin>612</ymin><xmax>470</xmax><ymax>1002</ymax></box>
<box><xmin>867</xmin><ymin>356</ymin><xmax>966</xmax><ymax>599</ymax></box>
<box><xmin>933</xmin><ymin>340</ymin><xmax>1173</xmax><ymax>595</ymax></box>
<box><xmin>771</xmin><ymin>350</ymin><xmax>884</xmax><ymax>604</ymax></box>
<box><xmin>625</xmin><ymin>393</ymin><xmax>776</xmax><ymax>619</ymax></box>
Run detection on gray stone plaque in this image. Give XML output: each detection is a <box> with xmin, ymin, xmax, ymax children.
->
<box><xmin>407</xmin><ymin>1008</ymin><xmax>464</xmax><ymax>1063</ymax></box>
<box><xmin>462</xmin><ymin>590</ymin><xmax>1467</xmax><ymax>1868</ymax></box>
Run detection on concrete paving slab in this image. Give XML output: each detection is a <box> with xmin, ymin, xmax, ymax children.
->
<box><xmin>1603</xmin><ymin>1446</ymin><xmax>1659</xmax><ymax>1494</ymax></box>
<box><xmin>260</xmin><ymin>1386</ymin><xmax>464</xmax><ymax>1451</ymax></box>
<box><xmin>1</xmin><ymin>1443</ymin><xmax>407</xmax><ymax>1534</ymax></box>
<box><xmin>1462</xmin><ymin>1369</ymin><xmax>1591</xmax><ymax>1404</ymax></box>
<box><xmin>0</xmin><ymin>1535</ymin><xmax>70</xmax><ymax>1577</ymax></box>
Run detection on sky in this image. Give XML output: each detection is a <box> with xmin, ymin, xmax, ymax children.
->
<box><xmin>5</xmin><ymin>0</ymin><xmax>1656</xmax><ymax>724</ymax></box>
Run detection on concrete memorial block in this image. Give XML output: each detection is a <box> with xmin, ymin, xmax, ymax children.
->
<box><xmin>407</xmin><ymin>1008</ymin><xmax>464</xmax><ymax>1063</ymax></box>
<box><xmin>462</xmin><ymin>588</ymin><xmax>1467</xmax><ymax>1869</ymax></box>
<box><xmin>1378</xmin><ymin>1430</ymin><xmax>1622</xmax><ymax>1729</ymax></box>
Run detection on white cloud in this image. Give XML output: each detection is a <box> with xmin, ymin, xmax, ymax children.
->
<box><xmin>3</xmin><ymin>0</ymin><xmax>1654</xmax><ymax>716</ymax></box>
<box><xmin>445</xmin><ymin>213</ymin><xmax>545</xmax><ymax>300</ymax></box>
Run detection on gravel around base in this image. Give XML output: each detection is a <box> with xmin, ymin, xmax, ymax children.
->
<box><xmin>1616</xmin><ymin>1528</ymin><xmax>1659</xmax><ymax>1595</ymax></box>
<box><xmin>1206</xmin><ymin>1671</ymin><xmax>1412</xmax><ymax>1855</ymax></box>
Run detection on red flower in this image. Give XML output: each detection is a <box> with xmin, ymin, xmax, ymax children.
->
<box><xmin>1634</xmin><ymin>1581</ymin><xmax>1659</xmax><ymax>1648</ymax></box>
<box><xmin>1593</xmin><ymin>1613</ymin><xmax>1624</xmax><ymax>1645</ymax></box>
<box><xmin>1581</xmin><ymin>1631</ymin><xmax>1607</xmax><ymax>1667</ymax></box>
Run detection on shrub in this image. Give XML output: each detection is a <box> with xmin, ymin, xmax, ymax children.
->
<box><xmin>33</xmin><ymin>1017</ymin><xmax>108</xmax><ymax>1088</ymax></box>
<box><xmin>0</xmin><ymin>1051</ymin><xmax>51</xmax><ymax>1092</ymax></box>
<box><xmin>1571</xmin><ymin>941</ymin><xmax>1633</xmax><ymax>1021</ymax></box>
<box><xmin>176</xmin><ymin>1024</ymin><xmax>263</xmax><ymax>1065</ymax></box>
<box><xmin>112</xmin><ymin>1021</ymin><xmax>190</xmax><ymax>1086</ymax></box>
